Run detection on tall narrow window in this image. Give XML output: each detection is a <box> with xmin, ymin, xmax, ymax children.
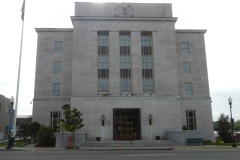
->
<box><xmin>53</xmin><ymin>61</ymin><xmax>62</xmax><ymax>74</ymax></box>
<box><xmin>98</xmin><ymin>31</ymin><xmax>109</xmax><ymax>93</ymax></box>
<box><xmin>52</xmin><ymin>83</ymin><xmax>61</xmax><ymax>96</ymax></box>
<box><xmin>183</xmin><ymin>62</ymin><xmax>191</xmax><ymax>74</ymax></box>
<box><xmin>54</xmin><ymin>41</ymin><xmax>62</xmax><ymax>53</ymax></box>
<box><xmin>186</xmin><ymin>110</ymin><xmax>196</xmax><ymax>130</ymax></box>
<box><xmin>181</xmin><ymin>42</ymin><xmax>189</xmax><ymax>54</ymax></box>
<box><xmin>120</xmin><ymin>32</ymin><xmax>131</xmax><ymax>93</ymax></box>
<box><xmin>50</xmin><ymin>111</ymin><xmax>61</xmax><ymax>132</ymax></box>
<box><xmin>184</xmin><ymin>82</ymin><xmax>193</xmax><ymax>95</ymax></box>
<box><xmin>141</xmin><ymin>32</ymin><xmax>153</xmax><ymax>92</ymax></box>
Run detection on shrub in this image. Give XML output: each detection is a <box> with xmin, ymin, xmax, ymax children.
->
<box><xmin>218</xmin><ymin>141</ymin><xmax>224</xmax><ymax>145</ymax></box>
<box><xmin>182</xmin><ymin>125</ymin><xmax>188</xmax><ymax>130</ymax></box>
<box><xmin>203</xmin><ymin>140</ymin><xmax>212</xmax><ymax>144</ymax></box>
<box><xmin>36</xmin><ymin>125</ymin><xmax>55</xmax><ymax>147</ymax></box>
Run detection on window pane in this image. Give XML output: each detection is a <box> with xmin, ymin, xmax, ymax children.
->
<box><xmin>120</xmin><ymin>55</ymin><xmax>131</xmax><ymax>62</ymax></box>
<box><xmin>120</xmin><ymin>69</ymin><xmax>131</xmax><ymax>78</ymax></box>
<box><xmin>120</xmin><ymin>46</ymin><xmax>130</xmax><ymax>55</ymax></box>
<box><xmin>98</xmin><ymin>46</ymin><xmax>108</xmax><ymax>55</ymax></box>
<box><xmin>142</xmin><ymin>55</ymin><xmax>152</xmax><ymax>62</ymax></box>
<box><xmin>183</xmin><ymin>62</ymin><xmax>191</xmax><ymax>74</ymax></box>
<box><xmin>98</xmin><ymin>35</ymin><xmax>109</xmax><ymax>46</ymax></box>
<box><xmin>142</xmin><ymin>69</ymin><xmax>152</xmax><ymax>78</ymax></box>
<box><xmin>98</xmin><ymin>69</ymin><xmax>109</xmax><ymax>78</ymax></box>
<box><xmin>98</xmin><ymin>55</ymin><xmax>108</xmax><ymax>62</ymax></box>
<box><xmin>52</xmin><ymin>83</ymin><xmax>61</xmax><ymax>96</ymax></box>
<box><xmin>53</xmin><ymin>61</ymin><xmax>61</xmax><ymax>74</ymax></box>
<box><xmin>141</xmin><ymin>33</ymin><xmax>153</xmax><ymax>93</ymax></box>
<box><xmin>185</xmin><ymin>82</ymin><xmax>193</xmax><ymax>95</ymax></box>
<box><xmin>54</xmin><ymin>41</ymin><xmax>62</xmax><ymax>53</ymax></box>
<box><xmin>98</xmin><ymin>79</ymin><xmax>109</xmax><ymax>92</ymax></box>
<box><xmin>186</xmin><ymin>110</ymin><xmax>196</xmax><ymax>130</ymax></box>
<box><xmin>121</xmin><ymin>78</ymin><xmax>131</xmax><ymax>92</ymax></box>
<box><xmin>141</xmin><ymin>34</ymin><xmax>152</xmax><ymax>46</ymax></box>
<box><xmin>181</xmin><ymin>42</ymin><xmax>189</xmax><ymax>54</ymax></box>
<box><xmin>120</xmin><ymin>35</ymin><xmax>130</xmax><ymax>46</ymax></box>
<box><xmin>141</xmin><ymin>47</ymin><xmax>152</xmax><ymax>55</ymax></box>
<box><xmin>98</xmin><ymin>31</ymin><xmax>109</xmax><ymax>93</ymax></box>
<box><xmin>50</xmin><ymin>111</ymin><xmax>61</xmax><ymax>132</ymax></box>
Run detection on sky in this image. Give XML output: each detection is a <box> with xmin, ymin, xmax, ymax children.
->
<box><xmin>0</xmin><ymin>0</ymin><xmax>240</xmax><ymax>121</ymax></box>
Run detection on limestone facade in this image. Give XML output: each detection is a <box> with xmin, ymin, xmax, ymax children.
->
<box><xmin>32</xmin><ymin>2</ymin><xmax>214</xmax><ymax>141</ymax></box>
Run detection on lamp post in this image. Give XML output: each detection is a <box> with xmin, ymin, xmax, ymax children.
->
<box><xmin>149</xmin><ymin>114</ymin><xmax>152</xmax><ymax>125</ymax></box>
<box><xmin>102</xmin><ymin>114</ymin><xmax>105</xmax><ymax>126</ymax></box>
<box><xmin>6</xmin><ymin>96</ymin><xmax>14</xmax><ymax>149</ymax></box>
<box><xmin>228</xmin><ymin>97</ymin><xmax>237</xmax><ymax>147</ymax></box>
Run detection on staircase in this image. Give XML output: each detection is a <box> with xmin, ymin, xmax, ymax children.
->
<box><xmin>81</xmin><ymin>140</ymin><xmax>175</xmax><ymax>150</ymax></box>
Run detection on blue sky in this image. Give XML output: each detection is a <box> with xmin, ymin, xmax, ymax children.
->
<box><xmin>0</xmin><ymin>0</ymin><xmax>240</xmax><ymax>121</ymax></box>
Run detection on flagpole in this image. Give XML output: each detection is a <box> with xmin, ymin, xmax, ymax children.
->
<box><xmin>13</xmin><ymin>0</ymin><xmax>25</xmax><ymax>137</ymax></box>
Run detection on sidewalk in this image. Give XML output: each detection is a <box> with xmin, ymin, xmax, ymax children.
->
<box><xmin>0</xmin><ymin>144</ymin><xmax>239</xmax><ymax>151</ymax></box>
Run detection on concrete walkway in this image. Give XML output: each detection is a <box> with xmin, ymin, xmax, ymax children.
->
<box><xmin>0</xmin><ymin>144</ymin><xmax>239</xmax><ymax>151</ymax></box>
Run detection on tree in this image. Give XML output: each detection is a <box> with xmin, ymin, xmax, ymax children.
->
<box><xmin>61</xmin><ymin>104</ymin><xmax>84</xmax><ymax>147</ymax></box>
<box><xmin>28</xmin><ymin>122</ymin><xmax>41</xmax><ymax>141</ymax></box>
<box><xmin>233</xmin><ymin>120</ymin><xmax>240</xmax><ymax>131</ymax></box>
<box><xmin>215</xmin><ymin>113</ymin><xmax>232</xmax><ymax>143</ymax></box>
<box><xmin>36</xmin><ymin>125</ymin><xmax>55</xmax><ymax>146</ymax></box>
<box><xmin>16</xmin><ymin>123</ymin><xmax>30</xmax><ymax>140</ymax></box>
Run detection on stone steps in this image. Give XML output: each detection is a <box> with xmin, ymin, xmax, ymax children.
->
<box><xmin>82</xmin><ymin>140</ymin><xmax>173</xmax><ymax>147</ymax></box>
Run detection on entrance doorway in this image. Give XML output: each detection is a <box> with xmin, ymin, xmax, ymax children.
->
<box><xmin>113</xmin><ymin>109</ymin><xmax>141</xmax><ymax>140</ymax></box>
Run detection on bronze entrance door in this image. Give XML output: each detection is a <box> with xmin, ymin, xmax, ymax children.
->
<box><xmin>113</xmin><ymin>109</ymin><xmax>141</xmax><ymax>140</ymax></box>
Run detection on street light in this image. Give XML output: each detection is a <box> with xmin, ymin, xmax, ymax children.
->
<box><xmin>102</xmin><ymin>114</ymin><xmax>105</xmax><ymax>126</ymax></box>
<box><xmin>6</xmin><ymin>96</ymin><xmax>14</xmax><ymax>149</ymax></box>
<box><xmin>228</xmin><ymin>97</ymin><xmax>237</xmax><ymax>148</ymax></box>
<box><xmin>149</xmin><ymin>114</ymin><xmax>152</xmax><ymax>125</ymax></box>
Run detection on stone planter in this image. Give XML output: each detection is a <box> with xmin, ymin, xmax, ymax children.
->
<box><xmin>96</xmin><ymin>137</ymin><xmax>101</xmax><ymax>141</ymax></box>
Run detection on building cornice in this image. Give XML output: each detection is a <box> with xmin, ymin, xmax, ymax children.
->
<box><xmin>35</xmin><ymin>28</ymin><xmax>73</xmax><ymax>33</ymax></box>
<box><xmin>71</xmin><ymin>16</ymin><xmax>177</xmax><ymax>22</ymax></box>
<box><xmin>175</xmin><ymin>29</ymin><xmax>207</xmax><ymax>33</ymax></box>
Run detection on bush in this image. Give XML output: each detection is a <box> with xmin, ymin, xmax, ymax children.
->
<box><xmin>182</xmin><ymin>125</ymin><xmax>188</xmax><ymax>130</ymax></box>
<box><xmin>218</xmin><ymin>141</ymin><xmax>224</xmax><ymax>145</ymax></box>
<box><xmin>36</xmin><ymin>125</ymin><xmax>55</xmax><ymax>147</ymax></box>
<box><xmin>203</xmin><ymin>140</ymin><xmax>212</xmax><ymax>144</ymax></box>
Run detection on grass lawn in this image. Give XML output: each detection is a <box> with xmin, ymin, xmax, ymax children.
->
<box><xmin>0</xmin><ymin>139</ymin><xmax>30</xmax><ymax>147</ymax></box>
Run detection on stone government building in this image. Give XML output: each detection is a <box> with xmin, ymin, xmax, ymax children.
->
<box><xmin>32</xmin><ymin>2</ymin><xmax>214</xmax><ymax>141</ymax></box>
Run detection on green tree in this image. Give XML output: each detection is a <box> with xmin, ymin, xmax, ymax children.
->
<box><xmin>36</xmin><ymin>125</ymin><xmax>55</xmax><ymax>146</ymax></box>
<box><xmin>16</xmin><ymin>123</ymin><xmax>30</xmax><ymax>140</ymax></box>
<box><xmin>213</xmin><ymin>121</ymin><xmax>218</xmax><ymax>131</ymax></box>
<box><xmin>61</xmin><ymin>104</ymin><xmax>84</xmax><ymax>147</ymax></box>
<box><xmin>215</xmin><ymin>113</ymin><xmax>232</xmax><ymax>143</ymax></box>
<box><xmin>233</xmin><ymin>120</ymin><xmax>240</xmax><ymax>131</ymax></box>
<box><xmin>28</xmin><ymin>122</ymin><xmax>41</xmax><ymax>141</ymax></box>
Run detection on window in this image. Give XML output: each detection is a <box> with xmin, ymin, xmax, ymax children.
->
<box><xmin>5</xmin><ymin>105</ymin><xmax>10</xmax><ymax>114</ymax></box>
<box><xmin>50</xmin><ymin>111</ymin><xmax>61</xmax><ymax>132</ymax></box>
<box><xmin>98</xmin><ymin>31</ymin><xmax>109</xmax><ymax>93</ymax></box>
<box><xmin>53</xmin><ymin>61</ymin><xmax>62</xmax><ymax>74</ymax></box>
<box><xmin>186</xmin><ymin>110</ymin><xmax>197</xmax><ymax>130</ymax></box>
<box><xmin>141</xmin><ymin>32</ymin><xmax>153</xmax><ymax>92</ymax></box>
<box><xmin>120</xmin><ymin>32</ymin><xmax>132</xmax><ymax>92</ymax></box>
<box><xmin>54</xmin><ymin>41</ymin><xmax>62</xmax><ymax>53</ymax></box>
<box><xmin>184</xmin><ymin>82</ymin><xmax>193</xmax><ymax>95</ymax></box>
<box><xmin>183</xmin><ymin>62</ymin><xmax>191</xmax><ymax>74</ymax></box>
<box><xmin>181</xmin><ymin>42</ymin><xmax>189</xmax><ymax>54</ymax></box>
<box><xmin>52</xmin><ymin>83</ymin><xmax>61</xmax><ymax>96</ymax></box>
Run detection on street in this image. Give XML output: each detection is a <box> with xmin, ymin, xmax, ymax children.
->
<box><xmin>0</xmin><ymin>150</ymin><xmax>240</xmax><ymax>160</ymax></box>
